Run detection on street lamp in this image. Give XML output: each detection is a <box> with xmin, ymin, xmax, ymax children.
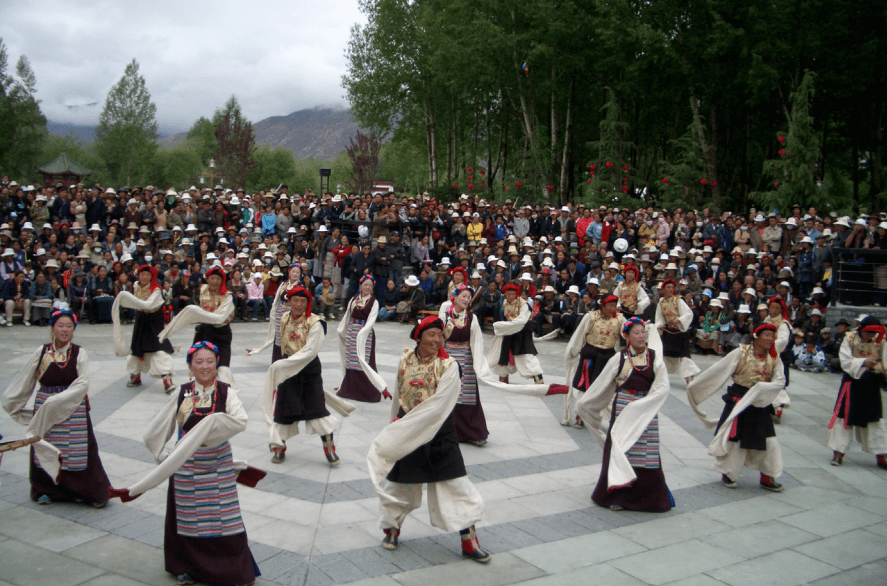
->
<box><xmin>319</xmin><ymin>168</ymin><xmax>331</xmax><ymax>195</ymax></box>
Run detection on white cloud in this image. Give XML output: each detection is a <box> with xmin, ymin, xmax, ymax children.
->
<box><xmin>0</xmin><ymin>0</ymin><xmax>365</xmax><ymax>132</ymax></box>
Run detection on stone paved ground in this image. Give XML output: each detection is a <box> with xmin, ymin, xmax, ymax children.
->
<box><xmin>1</xmin><ymin>318</ymin><xmax>886</xmax><ymax>586</ymax></box>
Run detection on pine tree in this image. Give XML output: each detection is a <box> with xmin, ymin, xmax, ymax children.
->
<box><xmin>584</xmin><ymin>88</ymin><xmax>635</xmax><ymax>207</ymax></box>
<box><xmin>96</xmin><ymin>59</ymin><xmax>158</xmax><ymax>186</ymax></box>
<box><xmin>0</xmin><ymin>40</ymin><xmax>47</xmax><ymax>177</ymax></box>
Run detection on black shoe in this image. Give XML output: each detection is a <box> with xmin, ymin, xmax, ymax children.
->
<box><xmin>760</xmin><ymin>477</ymin><xmax>783</xmax><ymax>492</ymax></box>
<box><xmin>382</xmin><ymin>529</ymin><xmax>399</xmax><ymax>550</ymax></box>
<box><xmin>721</xmin><ymin>474</ymin><xmax>737</xmax><ymax>488</ymax></box>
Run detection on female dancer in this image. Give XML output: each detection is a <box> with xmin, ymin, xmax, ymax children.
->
<box><xmin>577</xmin><ymin>317</ymin><xmax>672</xmax><ymax>512</ymax></box>
<box><xmin>336</xmin><ymin>275</ymin><xmax>389</xmax><ymax>402</ymax></box>
<box><xmin>248</xmin><ymin>263</ymin><xmax>302</xmax><ymax>362</ymax></box>
<box><xmin>2</xmin><ymin>309</ymin><xmax>110</xmax><ymax>507</ymax></box>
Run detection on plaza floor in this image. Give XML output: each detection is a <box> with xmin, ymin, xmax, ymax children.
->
<box><xmin>0</xmin><ymin>318</ymin><xmax>885</xmax><ymax>586</ymax></box>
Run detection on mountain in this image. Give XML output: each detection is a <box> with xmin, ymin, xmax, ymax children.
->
<box><xmin>155</xmin><ymin>107</ymin><xmax>360</xmax><ymax>161</ymax></box>
<box><xmin>46</xmin><ymin>121</ymin><xmax>97</xmax><ymax>143</ymax></box>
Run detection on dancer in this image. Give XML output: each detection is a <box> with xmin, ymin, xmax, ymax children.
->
<box><xmin>367</xmin><ymin>316</ymin><xmax>490</xmax><ymax>563</ymax></box>
<box><xmin>248</xmin><ymin>263</ymin><xmax>302</xmax><ymax>362</ymax></box>
<box><xmin>336</xmin><ymin>275</ymin><xmax>389</xmax><ymax>402</ymax></box>
<box><xmin>108</xmin><ymin>341</ymin><xmax>262</xmax><ymax>586</ymax></box>
<box><xmin>2</xmin><ymin>309</ymin><xmax>110</xmax><ymax>506</ymax></box>
<box><xmin>655</xmin><ymin>279</ymin><xmax>700</xmax><ymax>384</ymax></box>
<box><xmin>487</xmin><ymin>283</ymin><xmax>545</xmax><ymax>384</ymax></box>
<box><xmin>688</xmin><ymin>323</ymin><xmax>786</xmax><ymax>492</ymax></box>
<box><xmin>614</xmin><ymin>266</ymin><xmax>650</xmax><ymax>319</ymax></box>
<box><xmin>765</xmin><ymin>296</ymin><xmax>793</xmax><ymax>421</ymax></box>
<box><xmin>160</xmin><ymin>267</ymin><xmax>237</xmax><ymax>388</ymax></box>
<box><xmin>112</xmin><ymin>264</ymin><xmax>175</xmax><ymax>391</ymax></box>
<box><xmin>261</xmin><ymin>286</ymin><xmax>353</xmax><ymax>465</ymax></box>
<box><xmin>576</xmin><ymin>317</ymin><xmax>672</xmax><ymax>512</ymax></box>
<box><xmin>564</xmin><ymin>294</ymin><xmax>625</xmax><ymax>428</ymax></box>
<box><xmin>827</xmin><ymin>316</ymin><xmax>887</xmax><ymax>469</ymax></box>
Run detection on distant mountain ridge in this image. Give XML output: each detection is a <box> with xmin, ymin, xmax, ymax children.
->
<box><xmin>48</xmin><ymin>107</ymin><xmax>361</xmax><ymax>162</ymax></box>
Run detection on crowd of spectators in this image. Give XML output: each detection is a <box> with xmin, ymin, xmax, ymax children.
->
<box><xmin>2</xmin><ymin>177</ymin><xmax>886</xmax><ymax>370</ymax></box>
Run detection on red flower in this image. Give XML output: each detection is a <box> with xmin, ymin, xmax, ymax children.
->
<box><xmin>777</xmin><ymin>136</ymin><xmax>785</xmax><ymax>143</ymax></box>
<box><xmin>590</xmin><ymin>164</ymin><xmax>597</xmax><ymax>170</ymax></box>
<box><xmin>662</xmin><ymin>178</ymin><xmax>669</xmax><ymax>184</ymax></box>
<box><xmin>468</xmin><ymin>184</ymin><xmax>474</xmax><ymax>190</ymax></box>
<box><xmin>587</xmin><ymin>179</ymin><xmax>592</xmax><ymax>183</ymax></box>
<box><xmin>622</xmin><ymin>165</ymin><xmax>629</xmax><ymax>171</ymax></box>
<box><xmin>773</xmin><ymin>182</ymin><xmax>779</xmax><ymax>188</ymax></box>
<box><xmin>467</xmin><ymin>176</ymin><xmax>473</xmax><ymax>181</ymax></box>
<box><xmin>700</xmin><ymin>178</ymin><xmax>708</xmax><ymax>185</ymax></box>
<box><xmin>621</xmin><ymin>185</ymin><xmax>629</xmax><ymax>193</ymax></box>
<box><xmin>480</xmin><ymin>170</ymin><xmax>486</xmax><ymax>175</ymax></box>
<box><xmin>711</xmin><ymin>181</ymin><xmax>718</xmax><ymax>187</ymax></box>
<box><xmin>623</xmin><ymin>177</ymin><xmax>628</xmax><ymax>183</ymax></box>
<box><xmin>778</xmin><ymin>149</ymin><xmax>785</xmax><ymax>156</ymax></box>
<box><xmin>547</xmin><ymin>184</ymin><xmax>554</xmax><ymax>191</ymax></box>
<box><xmin>467</xmin><ymin>167</ymin><xmax>473</xmax><ymax>173</ymax></box>
<box><xmin>605</xmin><ymin>161</ymin><xmax>613</xmax><ymax>168</ymax></box>
<box><xmin>516</xmin><ymin>182</ymin><xmax>523</xmax><ymax>188</ymax></box>
<box><xmin>480</xmin><ymin>180</ymin><xmax>485</xmax><ymax>184</ymax></box>
<box><xmin>504</xmin><ymin>188</ymin><xmax>508</xmax><ymax>192</ymax></box>
<box><xmin>452</xmin><ymin>183</ymin><xmax>458</xmax><ymax>188</ymax></box>
<box><xmin>590</xmin><ymin>171</ymin><xmax>595</xmax><ymax>176</ymax></box>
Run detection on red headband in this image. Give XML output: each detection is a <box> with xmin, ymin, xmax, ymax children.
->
<box><xmin>754</xmin><ymin>323</ymin><xmax>779</xmax><ymax>357</ymax></box>
<box><xmin>411</xmin><ymin>315</ymin><xmax>448</xmax><ymax>358</ymax></box>
<box><xmin>600</xmin><ymin>294</ymin><xmax>619</xmax><ymax>318</ymax></box>
<box><xmin>138</xmin><ymin>264</ymin><xmax>159</xmax><ymax>293</ymax></box>
<box><xmin>205</xmin><ymin>267</ymin><xmax>227</xmax><ymax>295</ymax></box>
<box><xmin>502</xmin><ymin>283</ymin><xmax>521</xmax><ymax>294</ymax></box>
<box><xmin>623</xmin><ymin>265</ymin><xmax>639</xmax><ymax>280</ymax></box>
<box><xmin>768</xmin><ymin>296</ymin><xmax>789</xmax><ymax>321</ymax></box>
<box><xmin>861</xmin><ymin>324</ymin><xmax>886</xmax><ymax>344</ymax></box>
<box><xmin>287</xmin><ymin>286</ymin><xmax>313</xmax><ymax>317</ymax></box>
<box><xmin>661</xmin><ymin>279</ymin><xmax>677</xmax><ymax>291</ymax></box>
<box><xmin>449</xmin><ymin>267</ymin><xmax>468</xmax><ymax>283</ymax></box>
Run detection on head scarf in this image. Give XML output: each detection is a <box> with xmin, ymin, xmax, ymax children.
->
<box><xmin>49</xmin><ymin>309</ymin><xmax>77</xmax><ymax>328</ymax></box>
<box><xmin>286</xmin><ymin>285</ymin><xmax>313</xmax><ymax>317</ymax></box>
<box><xmin>205</xmin><ymin>267</ymin><xmax>228</xmax><ymax>295</ymax></box>
<box><xmin>767</xmin><ymin>296</ymin><xmax>790</xmax><ymax>321</ymax></box>
<box><xmin>753</xmin><ymin>323</ymin><xmax>779</xmax><ymax>357</ymax></box>
<box><xmin>359</xmin><ymin>274</ymin><xmax>375</xmax><ymax>288</ymax></box>
<box><xmin>621</xmin><ymin>316</ymin><xmax>645</xmax><ymax>339</ymax></box>
<box><xmin>622</xmin><ymin>265</ymin><xmax>639</xmax><ymax>281</ymax></box>
<box><xmin>137</xmin><ymin>264</ymin><xmax>160</xmax><ymax>293</ymax></box>
<box><xmin>600</xmin><ymin>294</ymin><xmax>619</xmax><ymax>317</ymax></box>
<box><xmin>858</xmin><ymin>315</ymin><xmax>885</xmax><ymax>343</ymax></box>
<box><xmin>410</xmin><ymin>315</ymin><xmax>449</xmax><ymax>359</ymax></box>
<box><xmin>187</xmin><ymin>341</ymin><xmax>219</xmax><ymax>364</ymax></box>
<box><xmin>502</xmin><ymin>283</ymin><xmax>521</xmax><ymax>294</ymax></box>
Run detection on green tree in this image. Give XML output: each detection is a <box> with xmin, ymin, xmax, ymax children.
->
<box><xmin>185</xmin><ymin>116</ymin><xmax>217</xmax><ymax>162</ymax></box>
<box><xmin>214</xmin><ymin>112</ymin><xmax>257</xmax><ymax>191</ymax></box>
<box><xmin>248</xmin><ymin>146</ymin><xmax>298</xmax><ymax>193</ymax></box>
<box><xmin>147</xmin><ymin>143</ymin><xmax>203</xmax><ymax>191</ymax></box>
<box><xmin>95</xmin><ymin>59</ymin><xmax>158</xmax><ymax>186</ymax></box>
<box><xmin>0</xmin><ymin>39</ymin><xmax>47</xmax><ymax>178</ymax></box>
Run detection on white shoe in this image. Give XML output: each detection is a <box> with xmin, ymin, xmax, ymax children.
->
<box><xmin>23</xmin><ymin>320</ymin><xmax>30</xmax><ymax>327</ymax></box>
<box><xmin>0</xmin><ymin>316</ymin><xmax>6</xmax><ymax>325</ymax></box>
<box><xmin>5</xmin><ymin>322</ymin><xmax>11</xmax><ymax>327</ymax></box>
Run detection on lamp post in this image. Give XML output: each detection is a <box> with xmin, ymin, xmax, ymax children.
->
<box><xmin>319</xmin><ymin>168</ymin><xmax>331</xmax><ymax>195</ymax></box>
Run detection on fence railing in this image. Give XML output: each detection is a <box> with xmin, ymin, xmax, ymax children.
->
<box><xmin>831</xmin><ymin>247</ymin><xmax>887</xmax><ymax>306</ymax></box>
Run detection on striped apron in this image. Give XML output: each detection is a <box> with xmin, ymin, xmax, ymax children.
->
<box><xmin>344</xmin><ymin>319</ymin><xmax>372</xmax><ymax>371</ymax></box>
<box><xmin>173</xmin><ymin>440</ymin><xmax>245</xmax><ymax>538</ymax></box>
<box><xmin>445</xmin><ymin>341</ymin><xmax>478</xmax><ymax>405</ymax></box>
<box><xmin>615</xmin><ymin>389</ymin><xmax>660</xmax><ymax>469</ymax></box>
<box><xmin>33</xmin><ymin>386</ymin><xmax>88</xmax><ymax>471</ymax></box>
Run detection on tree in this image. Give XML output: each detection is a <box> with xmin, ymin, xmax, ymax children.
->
<box><xmin>0</xmin><ymin>39</ymin><xmax>47</xmax><ymax>177</ymax></box>
<box><xmin>345</xmin><ymin>130</ymin><xmax>381</xmax><ymax>194</ymax></box>
<box><xmin>185</xmin><ymin>116</ymin><xmax>217</xmax><ymax>162</ymax></box>
<box><xmin>214</xmin><ymin>112</ymin><xmax>257</xmax><ymax>191</ymax></box>
<box><xmin>95</xmin><ymin>59</ymin><xmax>158</xmax><ymax>186</ymax></box>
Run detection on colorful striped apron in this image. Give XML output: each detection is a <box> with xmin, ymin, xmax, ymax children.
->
<box><xmin>445</xmin><ymin>341</ymin><xmax>478</xmax><ymax>405</ymax></box>
<box><xmin>615</xmin><ymin>390</ymin><xmax>660</xmax><ymax>469</ymax></box>
<box><xmin>33</xmin><ymin>386</ymin><xmax>88</xmax><ymax>471</ymax></box>
<box><xmin>173</xmin><ymin>440</ymin><xmax>245</xmax><ymax>538</ymax></box>
<box><xmin>344</xmin><ymin>319</ymin><xmax>372</xmax><ymax>371</ymax></box>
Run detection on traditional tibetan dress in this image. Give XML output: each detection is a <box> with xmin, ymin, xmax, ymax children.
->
<box><xmin>656</xmin><ymin>294</ymin><xmax>700</xmax><ymax>379</ymax></box>
<box><xmin>489</xmin><ymin>298</ymin><xmax>543</xmax><ymax>378</ymax></box>
<box><xmin>828</xmin><ymin>332</ymin><xmax>887</xmax><ymax>455</ymax></box>
<box><xmin>164</xmin><ymin>380</ymin><xmax>258</xmax><ymax>585</ymax></box>
<box><xmin>129</xmin><ymin>282</ymin><xmax>174</xmax><ymax>374</ymax></box>
<box><xmin>443</xmin><ymin>311</ymin><xmax>488</xmax><ymax>443</ymax></box>
<box><xmin>337</xmin><ymin>294</ymin><xmax>383</xmax><ymax>402</ymax></box>
<box><xmin>195</xmin><ymin>285</ymin><xmax>234</xmax><ymax>367</ymax></box>
<box><xmin>275</xmin><ymin>312</ymin><xmax>330</xmax><ymax>425</ymax></box>
<box><xmin>592</xmin><ymin>348</ymin><xmax>671</xmax><ymax>512</ymax></box>
<box><xmin>2</xmin><ymin>343</ymin><xmax>110</xmax><ymax>504</ymax></box>
<box><xmin>573</xmin><ymin>311</ymin><xmax>623</xmax><ymax>392</ymax></box>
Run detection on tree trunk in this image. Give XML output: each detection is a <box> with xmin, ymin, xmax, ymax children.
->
<box><xmin>689</xmin><ymin>96</ymin><xmax>720</xmax><ymax>209</ymax></box>
<box><xmin>558</xmin><ymin>76</ymin><xmax>575</xmax><ymax>202</ymax></box>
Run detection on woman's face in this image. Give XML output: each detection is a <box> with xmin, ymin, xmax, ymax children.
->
<box><xmin>189</xmin><ymin>348</ymin><xmax>217</xmax><ymax>386</ymax></box>
<box><xmin>289</xmin><ymin>266</ymin><xmax>301</xmax><ymax>282</ymax></box>
<box><xmin>627</xmin><ymin>323</ymin><xmax>647</xmax><ymax>349</ymax></box>
<box><xmin>52</xmin><ymin>315</ymin><xmax>76</xmax><ymax>345</ymax></box>
<box><xmin>138</xmin><ymin>271</ymin><xmax>152</xmax><ymax>287</ymax></box>
<box><xmin>454</xmin><ymin>289</ymin><xmax>472</xmax><ymax>310</ymax></box>
<box><xmin>360</xmin><ymin>278</ymin><xmax>374</xmax><ymax>296</ymax></box>
<box><xmin>98</xmin><ymin>267</ymin><xmax>107</xmax><ymax>279</ymax></box>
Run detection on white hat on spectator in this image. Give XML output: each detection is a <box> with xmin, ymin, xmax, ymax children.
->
<box><xmin>520</xmin><ymin>272</ymin><xmax>533</xmax><ymax>280</ymax></box>
<box><xmin>104</xmin><ymin>187</ymin><xmax>115</xmax><ymax>194</ymax></box>
<box><xmin>659</xmin><ymin>254</ymin><xmax>669</xmax><ymax>262</ymax></box>
<box><xmin>614</xmin><ymin>238</ymin><xmax>629</xmax><ymax>253</ymax></box>
<box><xmin>263</xmin><ymin>252</ymin><xmax>273</xmax><ymax>258</ymax></box>
<box><xmin>35</xmin><ymin>195</ymin><xmax>47</xmax><ymax>203</ymax></box>
<box><xmin>542</xmin><ymin>249</ymin><xmax>553</xmax><ymax>255</ymax></box>
<box><xmin>186</xmin><ymin>224</ymin><xmax>197</xmax><ymax>232</ymax></box>
<box><xmin>257</xmin><ymin>243</ymin><xmax>268</xmax><ymax>250</ymax></box>
<box><xmin>811</xmin><ymin>308</ymin><xmax>822</xmax><ymax>316</ymax></box>
<box><xmin>36</xmin><ymin>247</ymin><xmax>47</xmax><ymax>256</ymax></box>
<box><xmin>567</xmin><ymin>285</ymin><xmax>580</xmax><ymax>295</ymax></box>
<box><xmin>41</xmin><ymin>222</ymin><xmax>52</xmax><ymax>230</ymax></box>
<box><xmin>237</xmin><ymin>252</ymin><xmax>249</xmax><ymax>259</ymax></box>
<box><xmin>136</xmin><ymin>239</ymin><xmax>146</xmax><ymax>246</ymax></box>
<box><xmin>553</xmin><ymin>236</ymin><xmax>562</xmax><ymax>243</ymax></box>
<box><xmin>317</xmin><ymin>225</ymin><xmax>328</xmax><ymax>232</ymax></box>
<box><xmin>521</xmin><ymin>254</ymin><xmax>532</xmax><ymax>263</ymax></box>
<box><xmin>665</xmin><ymin>262</ymin><xmax>678</xmax><ymax>271</ymax></box>
<box><xmin>737</xmin><ymin>304</ymin><xmax>752</xmax><ymax>314</ymax></box>
<box><xmin>507</xmin><ymin>246</ymin><xmax>519</xmax><ymax>255</ymax></box>
<box><xmin>541</xmin><ymin>258</ymin><xmax>555</xmax><ymax>268</ymax></box>
<box><xmin>834</xmin><ymin>218</ymin><xmax>850</xmax><ymax>228</ymax></box>
<box><xmin>718</xmin><ymin>292</ymin><xmax>730</xmax><ymax>300</ymax></box>
<box><xmin>800</xmin><ymin>236</ymin><xmax>814</xmax><ymax>244</ymax></box>
<box><xmin>476</xmin><ymin>263</ymin><xmax>485</xmax><ymax>271</ymax></box>
<box><xmin>608</xmin><ymin>262</ymin><xmax>620</xmax><ymax>271</ymax></box>
<box><xmin>522</xmin><ymin>260</ymin><xmax>534</xmax><ymax>268</ymax></box>
<box><xmin>812</xmin><ymin>286</ymin><xmax>826</xmax><ymax>296</ymax></box>
<box><xmin>778</xmin><ymin>281</ymin><xmax>791</xmax><ymax>289</ymax></box>
<box><xmin>755</xmin><ymin>215</ymin><xmax>765</xmax><ymax>222</ymax></box>
<box><xmin>784</xmin><ymin>217</ymin><xmax>798</xmax><ymax>227</ymax></box>
<box><xmin>496</xmin><ymin>259</ymin><xmax>507</xmax><ymax>268</ymax></box>
<box><xmin>479</xmin><ymin>238</ymin><xmax>488</xmax><ymax>245</ymax></box>
<box><xmin>486</xmin><ymin>255</ymin><xmax>497</xmax><ymax>263</ymax></box>
<box><xmin>218</xmin><ymin>237</ymin><xmax>228</xmax><ymax>245</ymax></box>
<box><xmin>822</xmin><ymin>228</ymin><xmax>833</xmax><ymax>237</ymax></box>
<box><xmin>855</xmin><ymin>218</ymin><xmax>867</xmax><ymax>226</ymax></box>
<box><xmin>181</xmin><ymin>238</ymin><xmax>193</xmax><ymax>246</ymax></box>
<box><xmin>253</xmin><ymin>272</ymin><xmax>263</xmax><ymax>280</ymax></box>
<box><xmin>471</xmin><ymin>271</ymin><xmax>482</xmax><ymax>279</ymax></box>
<box><xmin>230</xmin><ymin>196</ymin><xmax>240</xmax><ymax>205</ymax></box>
<box><xmin>206</xmin><ymin>252</ymin><xmax>218</xmax><ymax>260</ymax></box>
<box><xmin>2</xmin><ymin>248</ymin><xmax>13</xmax><ymax>257</ymax></box>
<box><xmin>287</xmin><ymin>227</ymin><xmax>297</xmax><ymax>234</ymax></box>
<box><xmin>439</xmin><ymin>256</ymin><xmax>451</xmax><ymax>265</ymax></box>
<box><xmin>540</xmin><ymin>236</ymin><xmax>549</xmax><ymax>243</ymax></box>
<box><xmin>121</xmin><ymin>253</ymin><xmax>133</xmax><ymax>263</ymax></box>
<box><xmin>694</xmin><ymin>255</ymin><xmax>704</xmax><ymax>262</ymax></box>
<box><xmin>22</xmin><ymin>222</ymin><xmax>34</xmax><ymax>230</ymax></box>
<box><xmin>746</xmin><ymin>248</ymin><xmax>757</xmax><ymax>255</ymax></box>
<box><xmin>679</xmin><ymin>279</ymin><xmax>689</xmax><ymax>285</ymax></box>
<box><xmin>405</xmin><ymin>275</ymin><xmax>420</xmax><ymax>287</ymax></box>
<box><xmin>252</xmin><ymin>259</ymin><xmax>263</xmax><ymax>267</ymax></box>
<box><xmin>522</xmin><ymin>237</ymin><xmax>534</xmax><ymax>247</ymax></box>
<box><xmin>543</xmin><ymin>285</ymin><xmax>556</xmax><ymax>293</ymax></box>
<box><xmin>587</xmin><ymin>276</ymin><xmax>600</xmax><ymax>286</ymax></box>
<box><xmin>710</xmin><ymin>300</ymin><xmax>722</xmax><ymax>308</ymax></box>
<box><xmin>744</xmin><ymin>287</ymin><xmax>756</xmax><ymax>296</ymax></box>
<box><xmin>711</xmin><ymin>257</ymin><xmax>721</xmax><ymax>264</ymax></box>
<box><xmin>703</xmin><ymin>246</ymin><xmax>713</xmax><ymax>253</ymax></box>
<box><xmin>45</xmin><ymin>259</ymin><xmax>60</xmax><ymax>269</ymax></box>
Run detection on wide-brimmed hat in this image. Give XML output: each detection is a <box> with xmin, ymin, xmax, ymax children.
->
<box><xmin>404</xmin><ymin>275</ymin><xmax>420</xmax><ymax>287</ymax></box>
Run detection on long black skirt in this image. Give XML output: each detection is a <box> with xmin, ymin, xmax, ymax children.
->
<box><xmin>29</xmin><ymin>414</ymin><xmax>110</xmax><ymax>505</ymax></box>
<box><xmin>715</xmin><ymin>384</ymin><xmax>775</xmax><ymax>451</ymax></box>
<box><xmin>387</xmin><ymin>411</ymin><xmax>467</xmax><ymax>483</ymax></box>
<box><xmin>193</xmin><ymin>324</ymin><xmax>232</xmax><ymax>368</ymax></box>
<box><xmin>453</xmin><ymin>400</ymin><xmax>489</xmax><ymax>443</ymax></box>
<box><xmin>274</xmin><ymin>357</ymin><xmax>330</xmax><ymax>424</ymax></box>
<box><xmin>498</xmin><ymin>328</ymin><xmax>538</xmax><ymax>366</ymax></box>
<box><xmin>131</xmin><ymin>310</ymin><xmax>174</xmax><ymax>357</ymax></box>
<box><xmin>573</xmin><ymin>345</ymin><xmax>616</xmax><ymax>392</ymax></box>
<box><xmin>164</xmin><ymin>479</ymin><xmax>258</xmax><ymax>585</ymax></box>
<box><xmin>835</xmin><ymin>371</ymin><xmax>885</xmax><ymax>427</ymax></box>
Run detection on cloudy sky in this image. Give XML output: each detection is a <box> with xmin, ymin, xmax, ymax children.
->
<box><xmin>0</xmin><ymin>0</ymin><xmax>366</xmax><ymax>133</ymax></box>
